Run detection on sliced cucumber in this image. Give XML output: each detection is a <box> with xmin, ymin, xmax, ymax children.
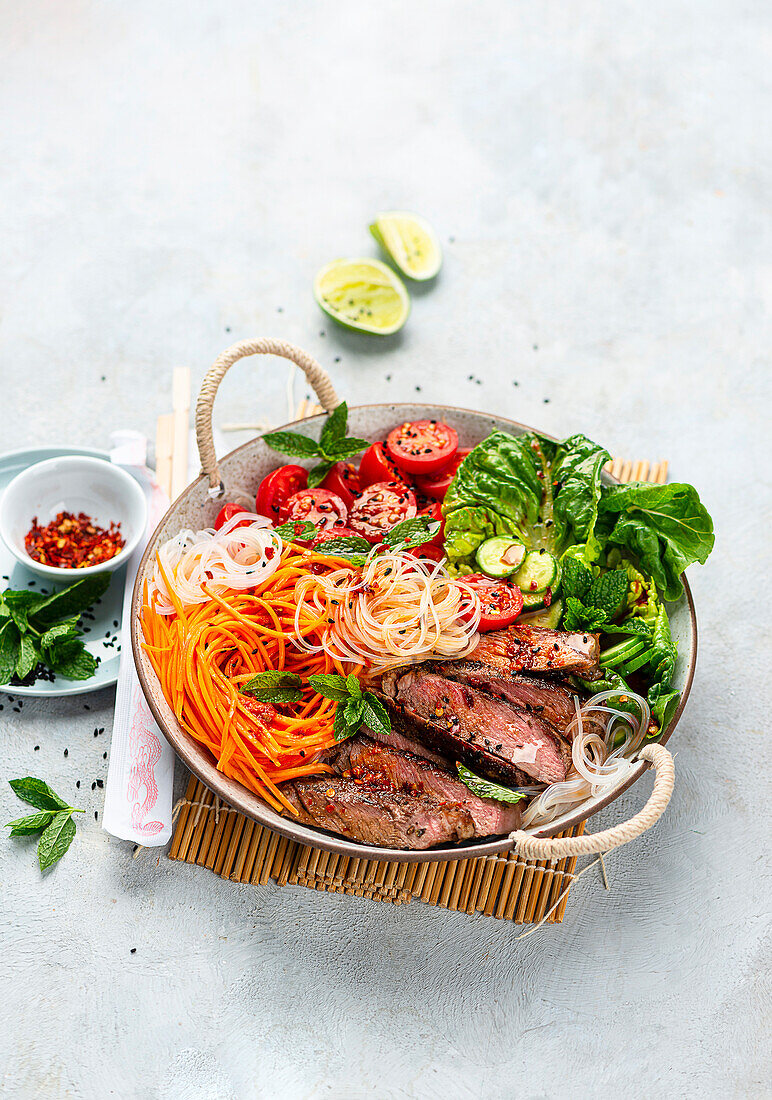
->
<box><xmin>475</xmin><ymin>536</ymin><xmax>526</xmax><ymax>578</ymax></box>
<box><xmin>514</xmin><ymin>549</ymin><xmax>560</xmax><ymax>595</ymax></box>
<box><xmin>521</xmin><ymin>586</ymin><xmax>553</xmax><ymax>611</ymax></box>
<box><xmin>519</xmin><ymin>598</ymin><xmax>563</xmax><ymax>629</ymax></box>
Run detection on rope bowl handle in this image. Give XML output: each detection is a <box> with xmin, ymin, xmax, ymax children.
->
<box><xmin>195</xmin><ymin>339</ymin><xmax>341</xmax><ymax>498</ymax></box>
<box><xmin>510</xmin><ymin>744</ymin><xmax>675</xmax><ymax>861</ymax></box>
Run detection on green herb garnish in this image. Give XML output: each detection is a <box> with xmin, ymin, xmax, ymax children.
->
<box><xmin>262</xmin><ymin>401</ymin><xmax>369</xmax><ymax>488</ymax></box>
<box><xmin>5</xmin><ymin>778</ymin><xmax>83</xmax><ymax>870</ymax></box>
<box><xmin>241</xmin><ymin>670</ymin><xmax>304</xmax><ymax>703</ymax></box>
<box><xmin>308</xmin><ymin>672</ymin><xmax>391</xmax><ymax>742</ymax></box>
<box><xmin>561</xmin><ymin>557</ymin><xmax>628</xmax><ymax>632</ymax></box>
<box><xmin>0</xmin><ymin>574</ymin><xmax>110</xmax><ymax>685</ymax></box>
<box><xmin>456</xmin><ymin>765</ymin><xmax>527</xmax><ymax>804</ymax></box>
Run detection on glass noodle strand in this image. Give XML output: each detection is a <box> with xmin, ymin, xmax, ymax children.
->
<box><xmin>293</xmin><ymin>550</ymin><xmax>481</xmax><ymax>673</ymax></box>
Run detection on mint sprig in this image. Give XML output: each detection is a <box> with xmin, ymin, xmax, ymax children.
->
<box><xmin>308</xmin><ymin>672</ymin><xmax>391</xmax><ymax>742</ymax></box>
<box><xmin>0</xmin><ymin>574</ymin><xmax>109</xmax><ymax>686</ymax></box>
<box><xmin>5</xmin><ymin>778</ymin><xmax>83</xmax><ymax>870</ymax></box>
<box><xmin>561</xmin><ymin>558</ymin><xmax>628</xmax><ymax>632</ymax></box>
<box><xmin>262</xmin><ymin>402</ymin><xmax>369</xmax><ymax>487</ymax></box>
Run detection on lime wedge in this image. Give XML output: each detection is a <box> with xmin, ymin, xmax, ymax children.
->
<box><xmin>314</xmin><ymin>258</ymin><xmax>410</xmax><ymax>335</ymax></box>
<box><xmin>369</xmin><ymin>211</ymin><xmax>442</xmax><ymax>281</ymax></box>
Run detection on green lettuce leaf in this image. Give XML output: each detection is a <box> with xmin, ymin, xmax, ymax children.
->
<box><xmin>442</xmin><ymin>431</ymin><xmax>609</xmax><ymax>569</ymax></box>
<box><xmin>597</xmin><ymin>482</ymin><xmax>714</xmax><ymax>601</ymax></box>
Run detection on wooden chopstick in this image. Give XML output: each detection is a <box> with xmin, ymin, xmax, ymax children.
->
<box><xmin>171</xmin><ymin>366</ymin><xmax>191</xmax><ymax>501</ymax></box>
<box><xmin>155</xmin><ymin>413</ymin><xmax>174</xmax><ymax>498</ymax></box>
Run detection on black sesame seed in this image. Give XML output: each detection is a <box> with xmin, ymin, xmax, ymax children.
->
<box><xmin>64</xmin><ymin>749</ymin><xmax>68</xmax><ymax>757</ymax></box>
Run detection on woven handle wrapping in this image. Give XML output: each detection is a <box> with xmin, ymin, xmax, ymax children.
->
<box><xmin>510</xmin><ymin>744</ymin><xmax>675</xmax><ymax>860</ymax></box>
<box><xmin>196</xmin><ymin>339</ymin><xmax>340</xmax><ymax>497</ymax></box>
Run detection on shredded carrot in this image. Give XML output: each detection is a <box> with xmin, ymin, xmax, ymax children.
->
<box><xmin>140</xmin><ymin>543</ymin><xmax>362</xmax><ymax>814</ymax></box>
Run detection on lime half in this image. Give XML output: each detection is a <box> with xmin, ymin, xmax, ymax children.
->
<box><xmin>370</xmin><ymin>211</ymin><xmax>442</xmax><ymax>281</ymax></box>
<box><xmin>314</xmin><ymin>258</ymin><xmax>410</xmax><ymax>335</ymax></box>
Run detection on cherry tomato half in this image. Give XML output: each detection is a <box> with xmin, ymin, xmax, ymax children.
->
<box><xmin>358</xmin><ymin>441</ymin><xmax>404</xmax><ymax>488</ymax></box>
<box><xmin>320</xmin><ymin>462</ymin><xmax>361</xmax><ymax>510</ymax></box>
<box><xmin>386</xmin><ymin>419</ymin><xmax>459</xmax><ymax>476</ymax></box>
<box><xmin>214</xmin><ymin>503</ymin><xmax>251</xmax><ymax>531</ymax></box>
<box><xmin>461</xmin><ymin>574</ymin><xmax>524</xmax><ymax>631</ymax></box>
<box><xmin>408</xmin><ymin>544</ymin><xmax>444</xmax><ymax>563</ymax></box>
<box><xmin>280</xmin><ymin>488</ymin><xmax>348</xmax><ymax>530</ymax></box>
<box><xmin>349</xmin><ymin>481</ymin><xmax>418</xmax><ymax>544</ymax></box>
<box><xmin>256</xmin><ymin>464</ymin><xmax>308</xmax><ymax>521</ymax></box>
<box><xmin>413</xmin><ymin>449</ymin><xmax>471</xmax><ymax>500</ymax></box>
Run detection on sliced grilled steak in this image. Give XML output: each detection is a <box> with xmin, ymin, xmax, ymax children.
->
<box><xmin>332</xmin><ymin>735</ymin><xmax>522</xmax><ymax>836</ymax></box>
<box><xmin>285</xmin><ymin>776</ymin><xmax>475</xmax><ymax>849</ymax></box>
<box><xmin>364</xmin><ymin>724</ymin><xmax>449</xmax><ymax>766</ymax></box>
<box><xmin>468</xmin><ymin>625</ymin><xmax>601</xmax><ymax>678</ymax></box>
<box><xmin>432</xmin><ymin>661</ymin><xmax>580</xmax><ymax>736</ymax></box>
<box><xmin>380</xmin><ymin>669</ymin><xmax>570</xmax><ymax>786</ymax></box>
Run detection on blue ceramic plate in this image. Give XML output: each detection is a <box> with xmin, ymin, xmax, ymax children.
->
<box><xmin>0</xmin><ymin>446</ymin><xmax>125</xmax><ymax>697</ymax></box>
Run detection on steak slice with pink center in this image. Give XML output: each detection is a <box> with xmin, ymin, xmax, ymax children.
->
<box><xmin>333</xmin><ymin>735</ymin><xmax>522</xmax><ymax>837</ymax></box>
<box><xmin>380</xmin><ymin>669</ymin><xmax>570</xmax><ymax>786</ymax></box>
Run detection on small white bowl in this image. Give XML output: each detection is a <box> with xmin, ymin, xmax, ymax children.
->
<box><xmin>0</xmin><ymin>455</ymin><xmax>148</xmax><ymax>579</ymax></box>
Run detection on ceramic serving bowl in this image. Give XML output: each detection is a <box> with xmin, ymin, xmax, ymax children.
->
<box><xmin>131</xmin><ymin>400</ymin><xmax>697</xmax><ymax>863</ymax></box>
<box><xmin>0</xmin><ymin>455</ymin><xmax>147</xmax><ymax>580</ymax></box>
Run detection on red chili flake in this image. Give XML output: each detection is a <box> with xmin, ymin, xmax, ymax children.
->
<box><xmin>24</xmin><ymin>511</ymin><xmax>124</xmax><ymax>568</ymax></box>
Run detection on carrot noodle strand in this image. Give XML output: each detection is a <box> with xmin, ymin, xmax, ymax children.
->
<box><xmin>140</xmin><ymin>543</ymin><xmax>361</xmax><ymax>813</ymax></box>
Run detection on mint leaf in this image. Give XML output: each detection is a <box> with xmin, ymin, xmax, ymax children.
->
<box><xmin>325</xmin><ymin>438</ymin><xmax>369</xmax><ymax>461</ymax></box>
<box><xmin>306</xmin><ymin>460</ymin><xmax>335</xmax><ymax>489</ymax></box>
<box><xmin>561</xmin><ymin>556</ymin><xmax>593</xmax><ymax>601</ymax></box>
<box><xmin>261</xmin><ymin>430</ymin><xmax>322</xmax><ymax>458</ymax></box>
<box><xmin>319</xmin><ymin>401</ymin><xmax>348</xmax><ymax>454</ymax></box>
<box><xmin>241</xmin><ymin>670</ymin><xmax>303</xmax><ymax>703</ymax></box>
<box><xmin>15</xmin><ymin>635</ymin><xmax>40</xmax><ymax>680</ymax></box>
<box><xmin>9</xmin><ymin>777</ymin><xmax>69</xmax><ymax>812</ymax></box>
<box><xmin>0</xmin><ymin>619</ymin><xmax>20</xmax><ymax>685</ymax></box>
<box><xmin>3</xmin><ymin>590</ymin><xmax>47</xmax><ymax>632</ymax></box>
<box><xmin>383</xmin><ymin>516</ymin><xmax>440</xmax><ymax>550</ymax></box>
<box><xmin>361</xmin><ymin>693</ymin><xmax>391</xmax><ymax>738</ymax></box>
<box><xmin>457</xmin><ymin>765</ymin><xmax>527</xmax><ymax>804</ymax></box>
<box><xmin>39</xmin><ymin>618</ymin><xmax>81</xmax><ymax>649</ymax></box>
<box><xmin>272</xmin><ymin>520</ymin><xmax>317</xmax><ymax>541</ymax></box>
<box><xmin>51</xmin><ymin>646</ymin><xmax>98</xmax><ymax>681</ymax></box>
<box><xmin>308</xmin><ymin>673</ymin><xmax>351</xmax><ymax>702</ymax></box>
<box><xmin>38</xmin><ymin>812</ymin><xmax>76</xmax><ymax>871</ymax></box>
<box><xmin>333</xmin><ymin>704</ymin><xmax>355</xmax><ymax>742</ymax></box>
<box><xmin>587</xmin><ymin>569</ymin><xmax>628</xmax><ymax>617</ymax></box>
<box><xmin>346</xmin><ymin>673</ymin><xmax>362</xmax><ymax>699</ymax></box>
<box><xmin>6</xmin><ymin>810</ymin><xmax>56</xmax><ymax>836</ymax></box>
<box><xmin>344</xmin><ymin>698</ymin><xmax>363</xmax><ymax>726</ymax></box>
<box><xmin>29</xmin><ymin>574</ymin><xmax>110</xmax><ymax>627</ymax></box>
<box><xmin>310</xmin><ymin>535</ymin><xmax>371</xmax><ymax>556</ymax></box>
<box><xmin>564</xmin><ymin>597</ymin><xmax>608</xmax><ymax>632</ymax></box>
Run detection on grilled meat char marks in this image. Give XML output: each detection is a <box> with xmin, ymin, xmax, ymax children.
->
<box><xmin>332</xmin><ymin>735</ymin><xmax>522</xmax><ymax>837</ymax></box>
<box><xmin>468</xmin><ymin>625</ymin><xmax>601</xmax><ymax>679</ymax></box>
<box><xmin>285</xmin><ymin>777</ymin><xmax>477</xmax><ymax>849</ymax></box>
<box><xmin>380</xmin><ymin>669</ymin><xmax>570</xmax><ymax>786</ymax></box>
<box><xmin>431</xmin><ymin>661</ymin><xmax>580</xmax><ymax>736</ymax></box>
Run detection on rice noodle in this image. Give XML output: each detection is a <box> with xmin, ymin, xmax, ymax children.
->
<box><xmin>148</xmin><ymin>513</ymin><xmax>283</xmax><ymax>614</ymax></box>
<box><xmin>293</xmin><ymin>550</ymin><xmax>481</xmax><ymax>673</ymax></box>
<box><xmin>520</xmin><ymin>688</ymin><xmax>651</xmax><ymax>827</ymax></box>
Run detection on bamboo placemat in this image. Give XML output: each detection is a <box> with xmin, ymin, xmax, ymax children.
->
<box><xmin>165</xmin><ymin>403</ymin><xmax>667</xmax><ymax>921</ymax></box>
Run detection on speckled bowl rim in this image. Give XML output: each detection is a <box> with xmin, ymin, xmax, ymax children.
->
<box><xmin>131</xmin><ymin>404</ymin><xmax>697</xmax><ymax>863</ymax></box>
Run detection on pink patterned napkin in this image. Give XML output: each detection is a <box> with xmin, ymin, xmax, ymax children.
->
<box><xmin>102</xmin><ymin>432</ymin><xmax>175</xmax><ymax>845</ymax></box>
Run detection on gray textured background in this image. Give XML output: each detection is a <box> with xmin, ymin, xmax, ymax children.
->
<box><xmin>1</xmin><ymin>2</ymin><xmax>770</xmax><ymax>1098</ymax></box>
